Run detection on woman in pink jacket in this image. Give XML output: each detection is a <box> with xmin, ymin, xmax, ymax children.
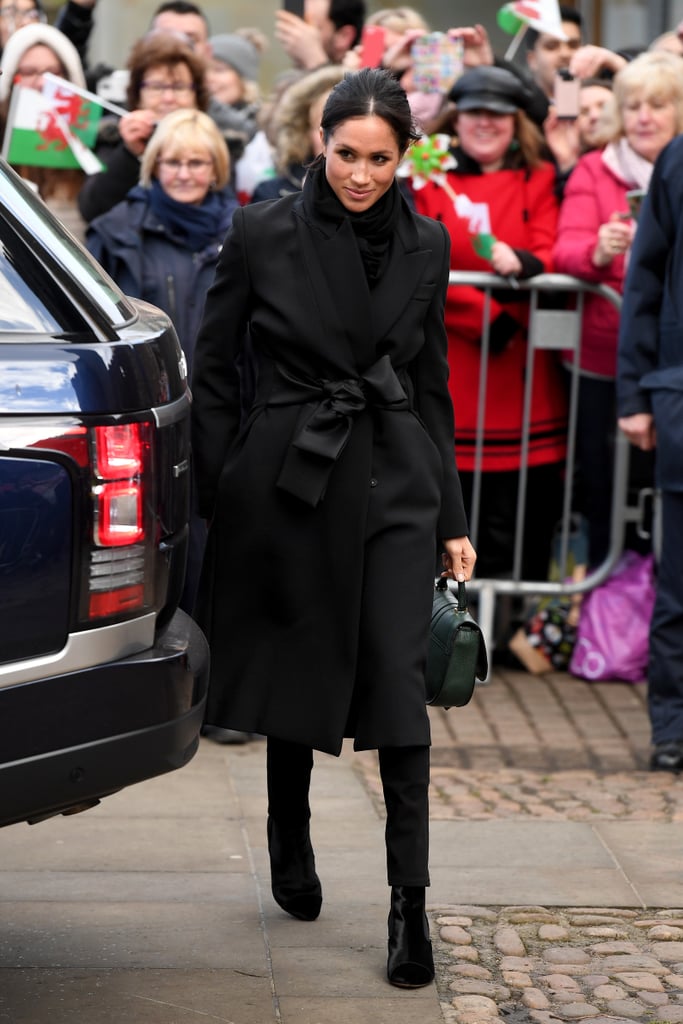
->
<box><xmin>553</xmin><ymin>51</ymin><xmax>683</xmax><ymax>565</ymax></box>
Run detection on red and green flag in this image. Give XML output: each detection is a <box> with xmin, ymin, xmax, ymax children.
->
<box><xmin>2</xmin><ymin>74</ymin><xmax>125</xmax><ymax>174</ymax></box>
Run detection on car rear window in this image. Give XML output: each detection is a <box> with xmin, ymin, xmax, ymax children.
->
<box><xmin>0</xmin><ymin>161</ymin><xmax>135</xmax><ymax>332</ymax></box>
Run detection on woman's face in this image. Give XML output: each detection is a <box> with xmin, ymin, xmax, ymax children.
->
<box><xmin>622</xmin><ymin>90</ymin><xmax>678</xmax><ymax>163</ymax></box>
<box><xmin>139</xmin><ymin>61</ymin><xmax>198</xmax><ymax>117</ymax></box>
<box><xmin>321</xmin><ymin>114</ymin><xmax>401</xmax><ymax>213</ymax></box>
<box><xmin>0</xmin><ymin>0</ymin><xmax>42</xmax><ymax>49</ymax></box>
<box><xmin>577</xmin><ymin>84</ymin><xmax>611</xmax><ymax>151</ymax></box>
<box><xmin>455</xmin><ymin>109</ymin><xmax>516</xmax><ymax>172</ymax></box>
<box><xmin>206</xmin><ymin>60</ymin><xmax>243</xmax><ymax>106</ymax></box>
<box><xmin>14</xmin><ymin>43</ymin><xmax>63</xmax><ymax>92</ymax></box>
<box><xmin>156</xmin><ymin>142</ymin><xmax>215</xmax><ymax>205</ymax></box>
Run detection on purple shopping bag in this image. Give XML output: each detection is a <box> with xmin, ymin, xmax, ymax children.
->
<box><xmin>569</xmin><ymin>551</ymin><xmax>655</xmax><ymax>682</ymax></box>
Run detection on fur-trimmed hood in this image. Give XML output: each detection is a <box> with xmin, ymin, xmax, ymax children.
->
<box><xmin>0</xmin><ymin>23</ymin><xmax>85</xmax><ymax>102</ymax></box>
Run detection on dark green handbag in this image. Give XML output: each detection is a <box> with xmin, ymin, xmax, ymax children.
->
<box><xmin>425</xmin><ymin>577</ymin><xmax>488</xmax><ymax>708</ymax></box>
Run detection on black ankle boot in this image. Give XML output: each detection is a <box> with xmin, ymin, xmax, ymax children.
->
<box><xmin>267</xmin><ymin>816</ymin><xmax>322</xmax><ymax>921</ymax></box>
<box><xmin>387</xmin><ymin>885</ymin><xmax>435</xmax><ymax>988</ymax></box>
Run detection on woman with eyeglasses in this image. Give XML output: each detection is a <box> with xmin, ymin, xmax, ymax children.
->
<box><xmin>0</xmin><ymin>0</ymin><xmax>45</xmax><ymax>51</ymax></box>
<box><xmin>0</xmin><ymin>22</ymin><xmax>88</xmax><ymax>238</ymax></box>
<box><xmin>85</xmin><ymin>107</ymin><xmax>238</xmax><ymax>614</ymax></box>
<box><xmin>78</xmin><ymin>32</ymin><xmax>209</xmax><ymax>224</ymax></box>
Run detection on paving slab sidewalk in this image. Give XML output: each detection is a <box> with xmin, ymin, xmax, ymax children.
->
<box><xmin>0</xmin><ymin>736</ymin><xmax>443</xmax><ymax>1024</ymax></box>
<box><xmin>2</xmin><ymin>667</ymin><xmax>683</xmax><ymax>1024</ymax></box>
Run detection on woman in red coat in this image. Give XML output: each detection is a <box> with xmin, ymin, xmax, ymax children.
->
<box><xmin>553</xmin><ymin>51</ymin><xmax>683</xmax><ymax>567</ymax></box>
<box><xmin>411</xmin><ymin>66</ymin><xmax>566</xmax><ymax>581</ymax></box>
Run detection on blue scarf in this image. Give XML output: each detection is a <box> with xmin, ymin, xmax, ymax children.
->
<box><xmin>148</xmin><ymin>179</ymin><xmax>233</xmax><ymax>252</ymax></box>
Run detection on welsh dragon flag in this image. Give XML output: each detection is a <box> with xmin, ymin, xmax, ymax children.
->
<box><xmin>2</xmin><ymin>75</ymin><xmax>105</xmax><ymax>174</ymax></box>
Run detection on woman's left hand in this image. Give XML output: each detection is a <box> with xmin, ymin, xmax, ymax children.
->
<box><xmin>441</xmin><ymin>536</ymin><xmax>477</xmax><ymax>582</ymax></box>
<box><xmin>490</xmin><ymin>241</ymin><xmax>522</xmax><ymax>277</ymax></box>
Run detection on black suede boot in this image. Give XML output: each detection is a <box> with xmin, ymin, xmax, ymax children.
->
<box><xmin>267</xmin><ymin>816</ymin><xmax>322</xmax><ymax>921</ymax></box>
<box><xmin>386</xmin><ymin>885</ymin><xmax>435</xmax><ymax>988</ymax></box>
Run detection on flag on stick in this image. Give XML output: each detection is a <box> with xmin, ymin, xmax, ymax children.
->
<box><xmin>497</xmin><ymin>0</ymin><xmax>568</xmax><ymax>39</ymax></box>
<box><xmin>2</xmin><ymin>74</ymin><xmax>125</xmax><ymax>174</ymax></box>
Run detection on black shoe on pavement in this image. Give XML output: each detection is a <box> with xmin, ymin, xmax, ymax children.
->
<box><xmin>650</xmin><ymin>741</ymin><xmax>683</xmax><ymax>773</ymax></box>
<box><xmin>387</xmin><ymin>885</ymin><xmax>435</xmax><ymax>988</ymax></box>
<box><xmin>200</xmin><ymin>725</ymin><xmax>251</xmax><ymax>745</ymax></box>
<box><xmin>267</xmin><ymin>816</ymin><xmax>322</xmax><ymax>921</ymax></box>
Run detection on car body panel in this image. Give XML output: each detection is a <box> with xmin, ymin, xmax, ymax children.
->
<box><xmin>0</xmin><ymin>159</ymin><xmax>209</xmax><ymax>827</ymax></box>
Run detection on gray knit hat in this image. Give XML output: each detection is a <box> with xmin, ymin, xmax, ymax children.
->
<box><xmin>209</xmin><ymin>34</ymin><xmax>259</xmax><ymax>82</ymax></box>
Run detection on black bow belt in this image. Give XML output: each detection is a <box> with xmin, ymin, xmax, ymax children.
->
<box><xmin>260</xmin><ymin>354</ymin><xmax>410</xmax><ymax>507</ymax></box>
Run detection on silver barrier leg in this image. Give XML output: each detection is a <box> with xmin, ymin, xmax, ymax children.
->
<box><xmin>477</xmin><ymin>582</ymin><xmax>496</xmax><ymax>684</ymax></box>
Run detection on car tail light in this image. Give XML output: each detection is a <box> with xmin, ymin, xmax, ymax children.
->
<box><xmin>25</xmin><ymin>419</ymin><xmax>156</xmax><ymax>626</ymax></box>
<box><xmin>93</xmin><ymin>424</ymin><xmax>145</xmax><ymax>547</ymax></box>
<box><xmin>87</xmin><ymin>422</ymin><xmax>153</xmax><ymax>621</ymax></box>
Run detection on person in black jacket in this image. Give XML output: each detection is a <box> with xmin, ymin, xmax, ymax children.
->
<box><xmin>617</xmin><ymin>133</ymin><xmax>683</xmax><ymax>774</ymax></box>
<box><xmin>192</xmin><ymin>68</ymin><xmax>475</xmax><ymax>988</ymax></box>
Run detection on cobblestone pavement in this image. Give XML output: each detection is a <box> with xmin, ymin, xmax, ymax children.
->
<box><xmin>354</xmin><ymin>668</ymin><xmax>683</xmax><ymax>823</ymax></box>
<box><xmin>352</xmin><ymin>667</ymin><xmax>683</xmax><ymax>1023</ymax></box>
<box><xmin>433</xmin><ymin>905</ymin><xmax>683</xmax><ymax>1024</ymax></box>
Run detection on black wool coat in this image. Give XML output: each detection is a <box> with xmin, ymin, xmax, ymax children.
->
<box><xmin>191</xmin><ymin>183</ymin><xmax>468</xmax><ymax>755</ymax></box>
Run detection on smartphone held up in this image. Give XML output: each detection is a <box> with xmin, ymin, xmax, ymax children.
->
<box><xmin>282</xmin><ymin>0</ymin><xmax>305</xmax><ymax>17</ymax></box>
<box><xmin>411</xmin><ymin>32</ymin><xmax>464</xmax><ymax>94</ymax></box>
<box><xmin>359</xmin><ymin>25</ymin><xmax>386</xmax><ymax>69</ymax></box>
<box><xmin>553</xmin><ymin>69</ymin><xmax>580</xmax><ymax>119</ymax></box>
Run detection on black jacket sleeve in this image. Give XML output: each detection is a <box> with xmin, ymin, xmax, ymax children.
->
<box><xmin>78</xmin><ymin>139</ymin><xmax>140</xmax><ymax>223</ymax></box>
<box><xmin>616</xmin><ymin>140</ymin><xmax>678</xmax><ymax>417</ymax></box>
<box><xmin>55</xmin><ymin>1</ymin><xmax>95</xmax><ymax>67</ymax></box>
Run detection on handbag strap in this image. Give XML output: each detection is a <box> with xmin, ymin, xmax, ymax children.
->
<box><xmin>435</xmin><ymin>576</ymin><xmax>468</xmax><ymax>611</ymax></box>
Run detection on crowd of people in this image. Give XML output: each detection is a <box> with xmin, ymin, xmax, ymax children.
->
<box><xmin>7</xmin><ymin>0</ymin><xmax>683</xmax><ymax>987</ymax></box>
<box><xmin>5</xmin><ymin>1</ymin><xmax>676</xmax><ymax>581</ymax></box>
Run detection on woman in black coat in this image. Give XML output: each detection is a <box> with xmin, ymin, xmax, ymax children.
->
<box><xmin>191</xmin><ymin>68</ymin><xmax>476</xmax><ymax>989</ymax></box>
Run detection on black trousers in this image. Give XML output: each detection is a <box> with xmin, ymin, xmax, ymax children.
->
<box><xmin>649</xmin><ymin>490</ymin><xmax>683</xmax><ymax>745</ymax></box>
<box><xmin>267</xmin><ymin>737</ymin><xmax>430</xmax><ymax>886</ymax></box>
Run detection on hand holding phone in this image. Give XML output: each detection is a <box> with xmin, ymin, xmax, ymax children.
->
<box><xmin>553</xmin><ymin>70</ymin><xmax>580</xmax><ymax>119</ymax></box>
<box><xmin>411</xmin><ymin>33</ymin><xmax>464</xmax><ymax>94</ymax></box>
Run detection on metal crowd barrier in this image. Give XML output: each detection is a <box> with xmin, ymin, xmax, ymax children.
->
<box><xmin>445</xmin><ymin>271</ymin><xmax>643</xmax><ymax>664</ymax></box>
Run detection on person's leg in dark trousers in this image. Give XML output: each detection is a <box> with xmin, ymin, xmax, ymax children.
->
<box><xmin>378</xmin><ymin>745</ymin><xmax>430</xmax><ymax>886</ymax></box>
<box><xmin>575</xmin><ymin>376</ymin><xmax>616</xmax><ymax>568</ymax></box>
<box><xmin>648</xmin><ymin>491</ymin><xmax>683</xmax><ymax>770</ymax></box>
<box><xmin>267</xmin><ymin>736</ymin><xmax>313</xmax><ymax>825</ymax></box>
<box><xmin>379</xmin><ymin>744</ymin><xmax>434</xmax><ymax>988</ymax></box>
<box><xmin>266</xmin><ymin>736</ymin><xmax>322</xmax><ymax>919</ymax></box>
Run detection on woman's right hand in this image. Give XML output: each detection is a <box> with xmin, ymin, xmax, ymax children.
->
<box><xmin>119</xmin><ymin>109</ymin><xmax>157</xmax><ymax>157</ymax></box>
<box><xmin>447</xmin><ymin>24</ymin><xmax>494</xmax><ymax>67</ymax></box>
<box><xmin>618</xmin><ymin>413</ymin><xmax>656</xmax><ymax>451</ymax></box>
<box><xmin>441</xmin><ymin>536</ymin><xmax>477</xmax><ymax>582</ymax></box>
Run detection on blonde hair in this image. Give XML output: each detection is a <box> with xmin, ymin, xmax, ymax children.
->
<box><xmin>366</xmin><ymin>6</ymin><xmax>429</xmax><ymax>34</ymax></box>
<box><xmin>595</xmin><ymin>50</ymin><xmax>683</xmax><ymax>145</ymax></box>
<box><xmin>140</xmin><ymin>108</ymin><xmax>230</xmax><ymax>189</ymax></box>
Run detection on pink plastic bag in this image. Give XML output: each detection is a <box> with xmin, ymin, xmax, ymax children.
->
<box><xmin>569</xmin><ymin>551</ymin><xmax>655</xmax><ymax>682</ymax></box>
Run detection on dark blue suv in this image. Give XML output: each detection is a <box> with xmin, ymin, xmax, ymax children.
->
<box><xmin>0</xmin><ymin>160</ymin><xmax>209</xmax><ymax>827</ymax></box>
